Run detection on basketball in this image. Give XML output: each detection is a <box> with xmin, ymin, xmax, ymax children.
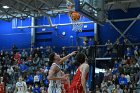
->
<box><xmin>70</xmin><ymin>11</ymin><xmax>80</xmax><ymax>21</ymax></box>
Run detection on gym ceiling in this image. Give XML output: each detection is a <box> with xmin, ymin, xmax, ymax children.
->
<box><xmin>0</xmin><ymin>0</ymin><xmax>139</xmax><ymax>21</ymax></box>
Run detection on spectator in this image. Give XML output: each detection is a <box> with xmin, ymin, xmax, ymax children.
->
<box><xmin>12</xmin><ymin>44</ymin><xmax>18</xmax><ymax>54</ymax></box>
<box><xmin>44</xmin><ymin>46</ymin><xmax>53</xmax><ymax>58</ymax></box>
<box><xmin>134</xmin><ymin>46</ymin><xmax>139</xmax><ymax>58</ymax></box>
<box><xmin>0</xmin><ymin>50</ymin><xmax>5</xmax><ymax>60</ymax></box>
<box><xmin>33</xmin><ymin>54</ymin><xmax>40</xmax><ymax>70</ymax></box>
<box><xmin>19</xmin><ymin>63</ymin><xmax>28</xmax><ymax>73</ymax></box>
<box><xmin>21</xmin><ymin>49</ymin><xmax>28</xmax><ymax>61</ymax></box>
<box><xmin>135</xmin><ymin>71</ymin><xmax>140</xmax><ymax>85</ymax></box>
<box><xmin>104</xmin><ymin>69</ymin><xmax>112</xmax><ymax>82</ymax></box>
<box><xmin>137</xmin><ymin>56</ymin><xmax>140</xmax><ymax>66</ymax></box>
<box><xmin>95</xmin><ymin>85</ymin><xmax>101</xmax><ymax>93</ymax></box>
<box><xmin>33</xmin><ymin>84</ymin><xmax>40</xmax><ymax>93</ymax></box>
<box><xmin>34</xmin><ymin>47</ymin><xmax>41</xmax><ymax>58</ymax></box>
<box><xmin>88</xmin><ymin>38</ymin><xmax>94</xmax><ymax>46</ymax></box>
<box><xmin>28</xmin><ymin>84</ymin><xmax>33</xmax><ymax>92</ymax></box>
<box><xmin>112</xmin><ymin>75</ymin><xmax>119</xmax><ymax>85</ymax></box>
<box><xmin>115</xmin><ymin>39</ymin><xmax>123</xmax><ymax>59</ymax></box>
<box><xmin>129</xmin><ymin>83</ymin><xmax>135</xmax><ymax>93</ymax></box>
<box><xmin>125</xmin><ymin>74</ymin><xmax>130</xmax><ymax>84</ymax></box>
<box><xmin>30</xmin><ymin>48</ymin><xmax>34</xmax><ymax>57</ymax></box>
<box><xmin>114</xmin><ymin>60</ymin><xmax>120</xmax><ymax>68</ymax></box>
<box><xmin>112</xmin><ymin>67</ymin><xmax>118</xmax><ymax>75</ymax></box>
<box><xmin>105</xmin><ymin>40</ymin><xmax>112</xmax><ymax>56</ymax></box>
<box><xmin>7</xmin><ymin>66</ymin><xmax>14</xmax><ymax>82</ymax></box>
<box><xmin>34</xmin><ymin>72</ymin><xmax>40</xmax><ymax>85</ymax></box>
<box><xmin>125</xmin><ymin>47</ymin><xmax>133</xmax><ymax>59</ymax></box>
<box><xmin>14</xmin><ymin>76</ymin><xmax>27</xmax><ymax>93</ymax></box>
<box><xmin>0</xmin><ymin>77</ymin><xmax>5</xmax><ymax>93</ymax></box>
<box><xmin>116</xmin><ymin>84</ymin><xmax>123</xmax><ymax>93</ymax></box>
<box><xmin>14</xmin><ymin>52</ymin><xmax>21</xmax><ymax>64</ymax></box>
<box><xmin>119</xmin><ymin>74</ymin><xmax>128</xmax><ymax>88</ymax></box>
<box><xmin>107</xmin><ymin>81</ymin><xmax>115</xmax><ymax>93</ymax></box>
<box><xmin>118</xmin><ymin>64</ymin><xmax>124</xmax><ymax>74</ymax></box>
<box><xmin>82</xmin><ymin>40</ymin><xmax>89</xmax><ymax>56</ymax></box>
<box><xmin>122</xmin><ymin>38</ymin><xmax>129</xmax><ymax>57</ymax></box>
<box><xmin>123</xmin><ymin>87</ymin><xmax>128</xmax><ymax>93</ymax></box>
<box><xmin>26</xmin><ymin>74</ymin><xmax>34</xmax><ymax>85</ymax></box>
<box><xmin>103</xmin><ymin>89</ymin><xmax>108</xmax><ymax>93</ymax></box>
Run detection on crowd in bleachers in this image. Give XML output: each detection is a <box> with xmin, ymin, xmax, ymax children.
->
<box><xmin>97</xmin><ymin>58</ymin><xmax>140</xmax><ymax>93</ymax></box>
<box><xmin>95</xmin><ymin>39</ymin><xmax>140</xmax><ymax>93</ymax></box>
<box><xmin>0</xmin><ymin>46</ymin><xmax>54</xmax><ymax>93</ymax></box>
<box><xmin>0</xmin><ymin>41</ymin><xmax>140</xmax><ymax>93</ymax></box>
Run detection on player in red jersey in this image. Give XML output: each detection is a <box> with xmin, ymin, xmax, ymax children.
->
<box><xmin>61</xmin><ymin>71</ymin><xmax>70</xmax><ymax>93</ymax></box>
<box><xmin>70</xmin><ymin>53</ymin><xmax>89</xmax><ymax>93</ymax></box>
<box><xmin>0</xmin><ymin>77</ymin><xmax>4</xmax><ymax>93</ymax></box>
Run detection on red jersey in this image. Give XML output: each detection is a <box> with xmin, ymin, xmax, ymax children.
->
<box><xmin>14</xmin><ymin>53</ymin><xmax>20</xmax><ymax>60</ymax></box>
<box><xmin>0</xmin><ymin>83</ymin><xmax>4</xmax><ymax>93</ymax></box>
<box><xmin>69</xmin><ymin>67</ymin><xmax>88</xmax><ymax>93</ymax></box>
<box><xmin>14</xmin><ymin>53</ymin><xmax>21</xmax><ymax>64</ymax></box>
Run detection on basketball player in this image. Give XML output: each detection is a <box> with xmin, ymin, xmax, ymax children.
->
<box><xmin>47</xmin><ymin>51</ymin><xmax>76</xmax><ymax>93</ymax></box>
<box><xmin>61</xmin><ymin>71</ymin><xmax>70</xmax><ymax>93</ymax></box>
<box><xmin>14</xmin><ymin>76</ymin><xmax>27</xmax><ymax>93</ymax></box>
<box><xmin>70</xmin><ymin>53</ymin><xmax>89</xmax><ymax>93</ymax></box>
<box><xmin>0</xmin><ymin>77</ymin><xmax>4</xmax><ymax>93</ymax></box>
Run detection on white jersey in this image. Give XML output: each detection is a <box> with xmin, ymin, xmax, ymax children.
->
<box><xmin>16</xmin><ymin>81</ymin><xmax>27</xmax><ymax>93</ymax></box>
<box><xmin>48</xmin><ymin>63</ymin><xmax>62</xmax><ymax>93</ymax></box>
<box><xmin>34</xmin><ymin>75</ymin><xmax>39</xmax><ymax>82</ymax></box>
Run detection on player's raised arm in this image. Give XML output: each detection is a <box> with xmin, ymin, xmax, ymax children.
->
<box><xmin>59</xmin><ymin>51</ymin><xmax>77</xmax><ymax>64</ymax></box>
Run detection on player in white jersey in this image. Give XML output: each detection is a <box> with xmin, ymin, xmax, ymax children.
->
<box><xmin>47</xmin><ymin>51</ymin><xmax>76</xmax><ymax>93</ymax></box>
<box><xmin>14</xmin><ymin>76</ymin><xmax>27</xmax><ymax>93</ymax></box>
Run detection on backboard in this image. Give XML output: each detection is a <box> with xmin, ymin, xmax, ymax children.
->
<box><xmin>74</xmin><ymin>0</ymin><xmax>106</xmax><ymax>24</ymax></box>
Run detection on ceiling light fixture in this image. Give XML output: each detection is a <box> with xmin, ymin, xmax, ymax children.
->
<box><xmin>3</xmin><ymin>6</ymin><xmax>9</xmax><ymax>9</ymax></box>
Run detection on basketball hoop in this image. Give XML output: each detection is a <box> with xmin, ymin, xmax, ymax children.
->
<box><xmin>66</xmin><ymin>0</ymin><xmax>83</xmax><ymax>32</ymax></box>
<box><xmin>70</xmin><ymin>11</ymin><xmax>83</xmax><ymax>32</ymax></box>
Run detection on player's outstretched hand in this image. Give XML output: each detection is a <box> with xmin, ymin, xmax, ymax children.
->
<box><xmin>61</xmin><ymin>74</ymin><xmax>70</xmax><ymax>81</ymax></box>
<box><xmin>70</xmin><ymin>51</ymin><xmax>77</xmax><ymax>56</ymax></box>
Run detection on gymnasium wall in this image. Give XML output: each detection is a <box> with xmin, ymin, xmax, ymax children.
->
<box><xmin>35</xmin><ymin>14</ymin><xmax>94</xmax><ymax>48</ymax></box>
<box><xmin>0</xmin><ymin>14</ymin><xmax>94</xmax><ymax>50</ymax></box>
<box><xmin>0</xmin><ymin>18</ymin><xmax>31</xmax><ymax>50</ymax></box>
<box><xmin>98</xmin><ymin>8</ymin><xmax>140</xmax><ymax>44</ymax></box>
<box><xmin>1</xmin><ymin>7</ymin><xmax>140</xmax><ymax>50</ymax></box>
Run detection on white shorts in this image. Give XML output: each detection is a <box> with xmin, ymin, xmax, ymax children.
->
<box><xmin>17</xmin><ymin>91</ymin><xmax>25</xmax><ymax>93</ymax></box>
<box><xmin>48</xmin><ymin>86</ymin><xmax>61</xmax><ymax>93</ymax></box>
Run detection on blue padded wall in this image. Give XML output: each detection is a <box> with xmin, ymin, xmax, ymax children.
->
<box><xmin>0</xmin><ymin>14</ymin><xmax>94</xmax><ymax>50</ymax></box>
<box><xmin>35</xmin><ymin>14</ymin><xmax>94</xmax><ymax>48</ymax></box>
<box><xmin>0</xmin><ymin>18</ymin><xmax>31</xmax><ymax>50</ymax></box>
<box><xmin>99</xmin><ymin>8</ymin><xmax>140</xmax><ymax>44</ymax></box>
<box><xmin>98</xmin><ymin>22</ymin><xmax>120</xmax><ymax>44</ymax></box>
<box><xmin>126</xmin><ymin>20</ymin><xmax>140</xmax><ymax>43</ymax></box>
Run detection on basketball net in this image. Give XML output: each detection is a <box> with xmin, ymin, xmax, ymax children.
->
<box><xmin>70</xmin><ymin>12</ymin><xmax>83</xmax><ymax>32</ymax></box>
<box><xmin>66</xmin><ymin>0</ymin><xmax>83</xmax><ymax>32</ymax></box>
<box><xmin>72</xmin><ymin>20</ymin><xmax>83</xmax><ymax>32</ymax></box>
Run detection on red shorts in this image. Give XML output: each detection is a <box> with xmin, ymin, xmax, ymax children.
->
<box><xmin>69</xmin><ymin>86</ymin><xmax>83</xmax><ymax>93</ymax></box>
<box><xmin>62</xmin><ymin>83</ymin><xmax>70</xmax><ymax>93</ymax></box>
<box><xmin>0</xmin><ymin>84</ymin><xmax>4</xmax><ymax>93</ymax></box>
